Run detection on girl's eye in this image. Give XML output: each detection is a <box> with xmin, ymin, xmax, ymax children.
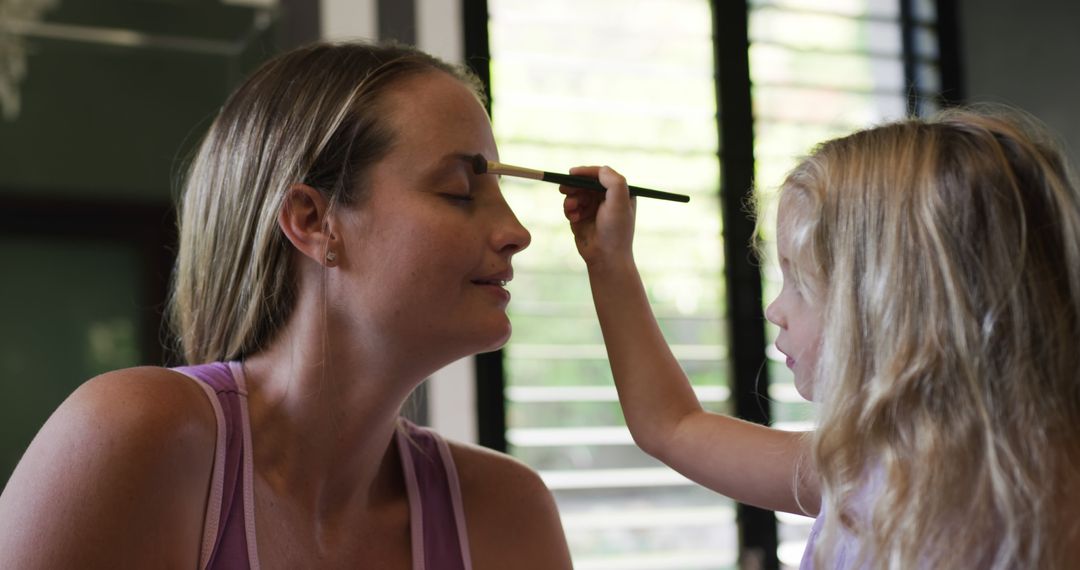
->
<box><xmin>790</xmin><ymin>275</ymin><xmax>804</xmax><ymax>295</ymax></box>
<box><xmin>781</xmin><ymin>273</ymin><xmax>802</xmax><ymax>299</ymax></box>
<box><xmin>780</xmin><ymin>267</ymin><xmax>795</xmax><ymax>288</ymax></box>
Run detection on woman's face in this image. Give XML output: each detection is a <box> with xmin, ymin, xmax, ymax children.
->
<box><xmin>765</xmin><ymin>202</ymin><xmax>824</xmax><ymax>401</ymax></box>
<box><xmin>332</xmin><ymin>71</ymin><xmax>531</xmax><ymax>359</ymax></box>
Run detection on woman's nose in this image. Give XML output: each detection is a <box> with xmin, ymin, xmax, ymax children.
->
<box><xmin>493</xmin><ymin>201</ymin><xmax>531</xmax><ymax>255</ymax></box>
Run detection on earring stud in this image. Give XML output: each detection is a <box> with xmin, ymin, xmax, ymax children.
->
<box><xmin>325</xmin><ymin>251</ymin><xmax>337</xmax><ymax>263</ymax></box>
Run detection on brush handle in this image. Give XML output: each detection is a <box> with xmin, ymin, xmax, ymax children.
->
<box><xmin>541</xmin><ymin>172</ymin><xmax>690</xmax><ymax>203</ymax></box>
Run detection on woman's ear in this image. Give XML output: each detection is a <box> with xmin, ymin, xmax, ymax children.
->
<box><xmin>279</xmin><ymin>184</ymin><xmax>338</xmax><ymax>266</ymax></box>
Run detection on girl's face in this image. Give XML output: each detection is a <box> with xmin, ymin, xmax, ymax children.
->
<box><xmin>331</xmin><ymin>71</ymin><xmax>531</xmax><ymax>363</ymax></box>
<box><xmin>765</xmin><ymin>204</ymin><xmax>824</xmax><ymax>401</ymax></box>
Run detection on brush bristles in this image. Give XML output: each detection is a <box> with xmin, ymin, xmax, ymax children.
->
<box><xmin>471</xmin><ymin>154</ymin><xmax>489</xmax><ymax>175</ymax></box>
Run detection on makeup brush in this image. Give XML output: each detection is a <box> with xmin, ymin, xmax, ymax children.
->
<box><xmin>471</xmin><ymin>154</ymin><xmax>690</xmax><ymax>203</ymax></box>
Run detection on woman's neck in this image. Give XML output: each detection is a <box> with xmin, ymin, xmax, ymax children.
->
<box><xmin>238</xmin><ymin>312</ymin><xmax>429</xmax><ymax>520</ymax></box>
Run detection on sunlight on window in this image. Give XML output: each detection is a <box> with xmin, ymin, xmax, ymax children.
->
<box><xmin>490</xmin><ymin>0</ymin><xmax>732</xmax><ymax>568</ymax></box>
<box><xmin>489</xmin><ymin>0</ymin><xmax>940</xmax><ymax>566</ymax></box>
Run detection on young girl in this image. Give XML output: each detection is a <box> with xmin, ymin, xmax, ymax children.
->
<box><xmin>558</xmin><ymin>109</ymin><xmax>1080</xmax><ymax>568</ymax></box>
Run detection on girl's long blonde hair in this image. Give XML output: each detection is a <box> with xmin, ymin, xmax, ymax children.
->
<box><xmin>780</xmin><ymin>108</ymin><xmax>1080</xmax><ymax>568</ymax></box>
<box><xmin>169</xmin><ymin>42</ymin><xmax>483</xmax><ymax>365</ymax></box>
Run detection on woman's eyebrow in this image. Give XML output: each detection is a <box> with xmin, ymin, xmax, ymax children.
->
<box><xmin>417</xmin><ymin>153</ymin><xmax>474</xmax><ymax>187</ymax></box>
<box><xmin>422</xmin><ymin>152</ymin><xmax>473</xmax><ymax>178</ymax></box>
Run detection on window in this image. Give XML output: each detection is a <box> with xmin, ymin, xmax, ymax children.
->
<box><xmin>480</xmin><ymin>0</ymin><xmax>949</xmax><ymax>567</ymax></box>
<box><xmin>488</xmin><ymin>1</ymin><xmax>732</xmax><ymax>567</ymax></box>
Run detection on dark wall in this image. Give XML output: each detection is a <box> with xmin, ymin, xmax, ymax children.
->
<box><xmin>959</xmin><ymin>0</ymin><xmax>1080</xmax><ymax>166</ymax></box>
<box><xmin>0</xmin><ymin>1</ymin><xmax>278</xmax><ymax>200</ymax></box>
<box><xmin>0</xmin><ymin>0</ymin><xmax>280</xmax><ymax>485</ymax></box>
<box><xmin>1</xmin><ymin>46</ymin><xmax>228</xmax><ymax>200</ymax></box>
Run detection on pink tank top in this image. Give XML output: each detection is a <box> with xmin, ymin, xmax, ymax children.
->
<box><xmin>173</xmin><ymin>362</ymin><xmax>473</xmax><ymax>570</ymax></box>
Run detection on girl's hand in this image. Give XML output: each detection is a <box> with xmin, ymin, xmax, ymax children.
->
<box><xmin>560</xmin><ymin>165</ymin><xmax>636</xmax><ymax>269</ymax></box>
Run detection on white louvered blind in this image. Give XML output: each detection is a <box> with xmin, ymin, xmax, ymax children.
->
<box><xmin>488</xmin><ymin>1</ymin><xmax>734</xmax><ymax>568</ymax></box>
<box><xmin>747</xmin><ymin>0</ymin><xmax>943</xmax><ymax>566</ymax></box>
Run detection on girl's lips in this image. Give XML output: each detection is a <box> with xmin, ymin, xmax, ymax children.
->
<box><xmin>786</xmin><ymin>356</ymin><xmax>795</xmax><ymax>369</ymax></box>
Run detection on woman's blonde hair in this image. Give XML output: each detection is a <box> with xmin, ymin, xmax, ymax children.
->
<box><xmin>780</xmin><ymin>107</ymin><xmax>1080</xmax><ymax>568</ymax></box>
<box><xmin>169</xmin><ymin>42</ymin><xmax>484</xmax><ymax>364</ymax></box>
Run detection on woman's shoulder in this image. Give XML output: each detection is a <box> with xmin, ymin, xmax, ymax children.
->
<box><xmin>444</xmin><ymin>438</ymin><xmax>572</xmax><ymax>569</ymax></box>
<box><xmin>44</xmin><ymin>366</ymin><xmax>220</xmax><ymax>496</ymax></box>
<box><xmin>4</xmin><ymin>364</ymin><xmax>219</xmax><ymax>499</ymax></box>
<box><xmin>445</xmin><ymin>439</ymin><xmax>550</xmax><ymax>499</ymax></box>
<box><xmin>0</xmin><ymin>366</ymin><xmax>216</xmax><ymax>567</ymax></box>
<box><xmin>66</xmin><ymin>365</ymin><xmax>218</xmax><ymax>445</ymax></box>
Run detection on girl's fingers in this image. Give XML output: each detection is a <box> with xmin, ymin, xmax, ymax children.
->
<box><xmin>566</xmin><ymin>165</ymin><xmax>631</xmax><ymax>204</ymax></box>
<box><xmin>597</xmin><ymin>166</ymin><xmax>631</xmax><ymax>203</ymax></box>
<box><xmin>561</xmin><ymin>186</ymin><xmax>599</xmax><ymax>213</ymax></box>
<box><xmin>569</xmin><ymin>165</ymin><xmax>602</xmax><ymax>178</ymax></box>
<box><xmin>563</xmin><ymin>195</ymin><xmax>582</xmax><ymax>222</ymax></box>
<box><xmin>561</xmin><ymin>165</ymin><xmax>634</xmax><ymax>227</ymax></box>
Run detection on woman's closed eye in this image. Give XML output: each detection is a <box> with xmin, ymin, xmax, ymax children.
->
<box><xmin>440</xmin><ymin>189</ymin><xmax>474</xmax><ymax>204</ymax></box>
<box><xmin>436</xmin><ymin>172</ymin><xmax>474</xmax><ymax>204</ymax></box>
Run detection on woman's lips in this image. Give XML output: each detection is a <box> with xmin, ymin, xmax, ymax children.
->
<box><xmin>474</xmin><ymin>281</ymin><xmax>511</xmax><ymax>304</ymax></box>
<box><xmin>786</xmin><ymin>356</ymin><xmax>795</xmax><ymax>369</ymax></box>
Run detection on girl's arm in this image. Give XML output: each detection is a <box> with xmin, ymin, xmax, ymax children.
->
<box><xmin>562</xmin><ymin>166</ymin><xmax>819</xmax><ymax>515</ymax></box>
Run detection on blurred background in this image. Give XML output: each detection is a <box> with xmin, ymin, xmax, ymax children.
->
<box><xmin>1</xmin><ymin>1</ymin><xmax>1077</xmax><ymax>568</ymax></box>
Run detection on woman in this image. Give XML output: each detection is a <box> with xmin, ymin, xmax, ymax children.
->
<box><xmin>0</xmin><ymin>42</ymin><xmax>571</xmax><ymax>569</ymax></box>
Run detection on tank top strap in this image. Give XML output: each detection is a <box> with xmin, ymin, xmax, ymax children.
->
<box><xmin>396</xmin><ymin>418</ymin><xmax>473</xmax><ymax>570</ymax></box>
<box><xmin>172</xmin><ymin>363</ymin><xmax>470</xmax><ymax>570</ymax></box>
<box><xmin>172</xmin><ymin>361</ymin><xmax>259</xmax><ymax>570</ymax></box>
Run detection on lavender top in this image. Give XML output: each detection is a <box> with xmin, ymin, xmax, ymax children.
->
<box><xmin>173</xmin><ymin>362</ymin><xmax>472</xmax><ymax>569</ymax></box>
<box><xmin>800</xmin><ymin>506</ymin><xmax>865</xmax><ymax>569</ymax></box>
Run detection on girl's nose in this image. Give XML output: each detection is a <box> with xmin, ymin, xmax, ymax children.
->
<box><xmin>765</xmin><ymin>298</ymin><xmax>785</xmax><ymax>328</ymax></box>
